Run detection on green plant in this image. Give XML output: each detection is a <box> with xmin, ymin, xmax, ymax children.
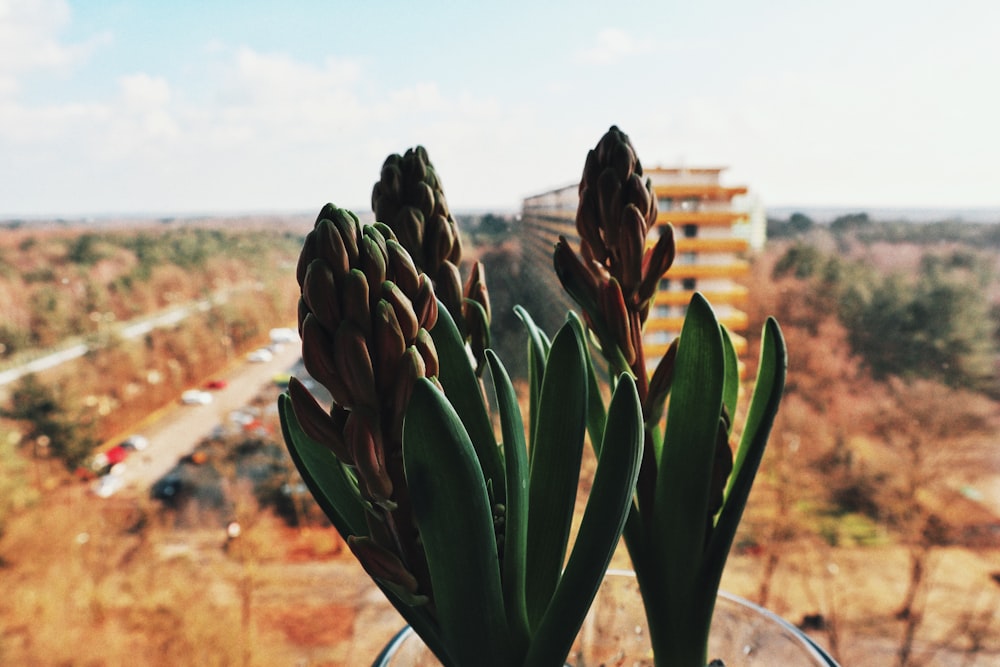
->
<box><xmin>554</xmin><ymin>127</ymin><xmax>787</xmax><ymax>666</ymax></box>
<box><xmin>280</xmin><ymin>129</ymin><xmax>787</xmax><ymax>666</ymax></box>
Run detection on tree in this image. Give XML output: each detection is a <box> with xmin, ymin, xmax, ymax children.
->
<box><xmin>830</xmin><ymin>212</ymin><xmax>871</xmax><ymax>234</ymax></box>
<box><xmin>841</xmin><ymin>262</ymin><xmax>996</xmax><ymax>392</ymax></box>
<box><xmin>864</xmin><ymin>378</ymin><xmax>994</xmax><ymax>666</ymax></box>
<box><xmin>2</xmin><ymin>374</ymin><xmax>97</xmax><ymax>471</ymax></box>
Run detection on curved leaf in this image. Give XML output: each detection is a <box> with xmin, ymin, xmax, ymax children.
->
<box><xmin>524</xmin><ymin>320</ymin><xmax>588</xmax><ymax>630</ymax></box>
<box><xmin>278</xmin><ymin>392</ymin><xmax>367</xmax><ymax>539</ymax></box>
<box><xmin>403</xmin><ymin>379</ymin><xmax>512</xmax><ymax>667</ymax></box>
<box><xmin>720</xmin><ymin>324</ymin><xmax>740</xmax><ymax>432</ymax></box>
<box><xmin>567</xmin><ymin>309</ymin><xmax>608</xmax><ymax>455</ymax></box>
<box><xmin>429</xmin><ymin>300</ymin><xmax>503</xmax><ymax>505</ymax></box>
<box><xmin>513</xmin><ymin>305</ymin><xmax>551</xmax><ymax>453</ymax></box>
<box><xmin>706</xmin><ymin>317</ymin><xmax>787</xmax><ymax>589</ymax></box>
<box><xmin>280</xmin><ymin>392</ymin><xmax>452</xmax><ymax>665</ymax></box>
<box><xmin>650</xmin><ymin>292</ymin><xmax>725</xmax><ymax>659</ymax></box>
<box><xmin>485</xmin><ymin>350</ymin><xmax>531</xmax><ymax>659</ymax></box>
<box><xmin>525</xmin><ymin>375</ymin><xmax>644</xmax><ymax>667</ymax></box>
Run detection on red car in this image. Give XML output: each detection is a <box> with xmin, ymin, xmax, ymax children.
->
<box><xmin>204</xmin><ymin>379</ymin><xmax>228</xmax><ymax>390</ymax></box>
<box><xmin>104</xmin><ymin>445</ymin><xmax>129</xmax><ymax>466</ymax></box>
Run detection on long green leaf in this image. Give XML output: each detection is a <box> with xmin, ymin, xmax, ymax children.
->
<box><xmin>524</xmin><ymin>320</ymin><xmax>588</xmax><ymax>630</ymax></box>
<box><xmin>567</xmin><ymin>310</ymin><xmax>608</xmax><ymax>456</ymax></box>
<box><xmin>650</xmin><ymin>293</ymin><xmax>725</xmax><ymax>662</ymax></box>
<box><xmin>403</xmin><ymin>379</ymin><xmax>512</xmax><ymax>667</ymax></box>
<box><xmin>280</xmin><ymin>393</ymin><xmax>452</xmax><ymax>665</ymax></box>
<box><xmin>705</xmin><ymin>317</ymin><xmax>787</xmax><ymax>591</ymax></box>
<box><xmin>514</xmin><ymin>305</ymin><xmax>551</xmax><ymax>454</ymax></box>
<box><xmin>278</xmin><ymin>392</ymin><xmax>367</xmax><ymax>539</ymax></box>
<box><xmin>720</xmin><ymin>324</ymin><xmax>740</xmax><ymax>432</ymax></box>
<box><xmin>429</xmin><ymin>299</ymin><xmax>504</xmax><ymax>506</ymax></box>
<box><xmin>525</xmin><ymin>375</ymin><xmax>644</xmax><ymax>667</ymax></box>
<box><xmin>485</xmin><ymin>350</ymin><xmax>531</xmax><ymax>659</ymax></box>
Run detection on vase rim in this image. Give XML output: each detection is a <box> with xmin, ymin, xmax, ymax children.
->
<box><xmin>374</xmin><ymin>571</ymin><xmax>840</xmax><ymax>667</ymax></box>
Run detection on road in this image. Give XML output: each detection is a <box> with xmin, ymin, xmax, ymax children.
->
<box><xmin>109</xmin><ymin>342</ymin><xmax>302</xmax><ymax>493</ymax></box>
<box><xmin>0</xmin><ymin>290</ymin><xmax>241</xmax><ymax>391</ymax></box>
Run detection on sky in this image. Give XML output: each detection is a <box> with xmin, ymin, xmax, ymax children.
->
<box><xmin>2</xmin><ymin>0</ymin><xmax>999</xmax><ymax>218</ymax></box>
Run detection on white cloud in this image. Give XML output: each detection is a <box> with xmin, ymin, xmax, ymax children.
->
<box><xmin>575</xmin><ymin>28</ymin><xmax>655</xmax><ymax>65</ymax></box>
<box><xmin>120</xmin><ymin>73</ymin><xmax>171</xmax><ymax>110</ymax></box>
<box><xmin>385</xmin><ymin>82</ymin><xmax>446</xmax><ymax>114</ymax></box>
<box><xmin>0</xmin><ymin>0</ymin><xmax>110</xmax><ymax>95</ymax></box>
<box><xmin>233</xmin><ymin>47</ymin><xmax>360</xmax><ymax>102</ymax></box>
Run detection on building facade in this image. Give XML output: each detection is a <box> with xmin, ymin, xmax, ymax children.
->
<box><xmin>520</xmin><ymin>166</ymin><xmax>756</xmax><ymax>367</ymax></box>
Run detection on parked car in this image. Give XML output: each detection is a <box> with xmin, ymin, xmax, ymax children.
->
<box><xmin>203</xmin><ymin>379</ymin><xmax>228</xmax><ymax>390</ymax></box>
<box><xmin>151</xmin><ymin>473</ymin><xmax>183</xmax><ymax>501</ymax></box>
<box><xmin>269</xmin><ymin>327</ymin><xmax>298</xmax><ymax>344</ymax></box>
<box><xmin>121</xmin><ymin>435</ymin><xmax>149</xmax><ymax>451</ymax></box>
<box><xmin>247</xmin><ymin>348</ymin><xmax>273</xmax><ymax>363</ymax></box>
<box><xmin>103</xmin><ymin>444</ymin><xmax>130</xmax><ymax>466</ymax></box>
<box><xmin>91</xmin><ymin>474</ymin><xmax>125</xmax><ymax>498</ymax></box>
<box><xmin>181</xmin><ymin>389</ymin><xmax>213</xmax><ymax>405</ymax></box>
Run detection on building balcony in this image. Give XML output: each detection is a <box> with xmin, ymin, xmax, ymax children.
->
<box><xmin>654</xmin><ymin>210</ymin><xmax>748</xmax><ymax>226</ymax></box>
<box><xmin>645</xmin><ymin>309</ymin><xmax>748</xmax><ymax>334</ymax></box>
<box><xmin>672</xmin><ymin>237</ymin><xmax>750</xmax><ymax>254</ymax></box>
<box><xmin>652</xmin><ymin>285</ymin><xmax>748</xmax><ymax>307</ymax></box>
<box><xmin>660</xmin><ymin>260</ymin><xmax>750</xmax><ymax>280</ymax></box>
<box><xmin>652</xmin><ymin>184</ymin><xmax>748</xmax><ymax>201</ymax></box>
<box><xmin>644</xmin><ymin>331</ymin><xmax>749</xmax><ymax>364</ymax></box>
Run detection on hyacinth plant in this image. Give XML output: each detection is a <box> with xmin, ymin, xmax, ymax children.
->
<box><xmin>279</xmin><ymin>130</ymin><xmax>787</xmax><ymax>667</ymax></box>
<box><xmin>280</xmin><ymin>146</ymin><xmax>644</xmax><ymax>667</ymax></box>
<box><xmin>554</xmin><ymin>126</ymin><xmax>788</xmax><ymax>666</ymax></box>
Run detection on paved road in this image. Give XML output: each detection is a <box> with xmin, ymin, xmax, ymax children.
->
<box><xmin>108</xmin><ymin>342</ymin><xmax>302</xmax><ymax>493</ymax></box>
<box><xmin>0</xmin><ymin>291</ymin><xmax>239</xmax><ymax>391</ymax></box>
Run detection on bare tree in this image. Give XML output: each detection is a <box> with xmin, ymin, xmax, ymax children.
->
<box><xmin>866</xmin><ymin>378</ymin><xmax>994</xmax><ymax>666</ymax></box>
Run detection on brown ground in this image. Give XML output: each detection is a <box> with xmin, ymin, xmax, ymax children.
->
<box><xmin>2</xmin><ymin>459</ymin><xmax>997</xmax><ymax>667</ymax></box>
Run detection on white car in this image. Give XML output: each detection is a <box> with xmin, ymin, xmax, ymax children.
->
<box><xmin>181</xmin><ymin>389</ymin><xmax>213</xmax><ymax>405</ymax></box>
<box><xmin>247</xmin><ymin>348</ymin><xmax>273</xmax><ymax>363</ymax></box>
<box><xmin>269</xmin><ymin>327</ymin><xmax>298</xmax><ymax>344</ymax></box>
<box><xmin>92</xmin><ymin>474</ymin><xmax>125</xmax><ymax>498</ymax></box>
<box><xmin>121</xmin><ymin>435</ymin><xmax>149</xmax><ymax>451</ymax></box>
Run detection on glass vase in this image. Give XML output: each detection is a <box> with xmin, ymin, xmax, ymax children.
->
<box><xmin>373</xmin><ymin>570</ymin><xmax>838</xmax><ymax>666</ymax></box>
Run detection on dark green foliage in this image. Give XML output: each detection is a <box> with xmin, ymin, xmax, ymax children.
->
<box><xmin>766</xmin><ymin>212</ymin><xmax>815</xmax><ymax>238</ymax></box>
<box><xmin>829</xmin><ymin>212</ymin><xmax>871</xmax><ymax>234</ymax></box>
<box><xmin>0</xmin><ymin>324</ymin><xmax>30</xmax><ymax>358</ymax></box>
<box><xmin>1</xmin><ymin>375</ymin><xmax>97</xmax><ymax>471</ymax></box>
<box><xmin>772</xmin><ymin>242</ymin><xmax>826</xmax><ymax>280</ymax></box>
<box><xmin>66</xmin><ymin>233</ymin><xmax>105</xmax><ymax>265</ymax></box>
<box><xmin>773</xmin><ymin>241</ymin><xmax>998</xmax><ymax>393</ymax></box>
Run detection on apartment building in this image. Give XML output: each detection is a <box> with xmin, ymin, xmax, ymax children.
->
<box><xmin>520</xmin><ymin>166</ymin><xmax>756</xmax><ymax>366</ymax></box>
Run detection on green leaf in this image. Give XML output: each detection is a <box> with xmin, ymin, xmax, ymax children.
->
<box><xmin>650</xmin><ymin>293</ymin><xmax>725</xmax><ymax>651</ymax></box>
<box><xmin>278</xmin><ymin>392</ymin><xmax>366</xmax><ymax>539</ymax></box>
<box><xmin>403</xmin><ymin>379</ymin><xmax>512</xmax><ymax>667</ymax></box>
<box><xmin>567</xmin><ymin>310</ymin><xmax>608</xmax><ymax>456</ymax></box>
<box><xmin>430</xmin><ymin>299</ymin><xmax>504</xmax><ymax>506</ymax></box>
<box><xmin>525</xmin><ymin>375</ymin><xmax>644</xmax><ymax>667</ymax></box>
<box><xmin>485</xmin><ymin>350</ymin><xmax>531</xmax><ymax>659</ymax></box>
<box><xmin>524</xmin><ymin>320</ymin><xmax>588</xmax><ymax>630</ymax></box>
<box><xmin>705</xmin><ymin>317</ymin><xmax>787</xmax><ymax>591</ymax></box>
<box><xmin>721</xmin><ymin>324</ymin><xmax>740</xmax><ymax>432</ymax></box>
<box><xmin>514</xmin><ymin>305</ymin><xmax>551</xmax><ymax>454</ymax></box>
<box><xmin>280</xmin><ymin>393</ymin><xmax>452</xmax><ymax>665</ymax></box>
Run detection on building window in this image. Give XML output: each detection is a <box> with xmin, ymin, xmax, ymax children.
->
<box><xmin>683</xmin><ymin>224</ymin><xmax>698</xmax><ymax>238</ymax></box>
<box><xmin>680</xmin><ymin>252</ymin><xmax>697</xmax><ymax>264</ymax></box>
<box><xmin>651</xmin><ymin>305</ymin><xmax>672</xmax><ymax>319</ymax></box>
<box><xmin>682</xmin><ymin>277</ymin><xmax>697</xmax><ymax>291</ymax></box>
<box><xmin>647</xmin><ymin>331</ymin><xmax>673</xmax><ymax>344</ymax></box>
<box><xmin>657</xmin><ymin>197</ymin><xmax>673</xmax><ymax>212</ymax></box>
<box><xmin>658</xmin><ymin>278</ymin><xmax>671</xmax><ymax>291</ymax></box>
